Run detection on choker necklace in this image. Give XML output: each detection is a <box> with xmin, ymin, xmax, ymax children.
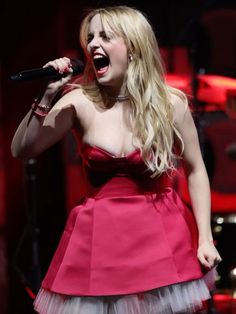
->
<box><xmin>109</xmin><ymin>95</ymin><xmax>129</xmax><ymax>102</ymax></box>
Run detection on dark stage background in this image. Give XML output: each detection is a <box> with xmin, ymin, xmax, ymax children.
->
<box><xmin>1</xmin><ymin>0</ymin><xmax>236</xmax><ymax>313</ymax></box>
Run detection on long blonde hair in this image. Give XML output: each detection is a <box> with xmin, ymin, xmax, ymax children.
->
<box><xmin>76</xmin><ymin>5</ymin><xmax>187</xmax><ymax>177</ymax></box>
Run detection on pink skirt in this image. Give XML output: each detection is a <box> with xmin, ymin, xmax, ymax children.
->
<box><xmin>34</xmin><ymin>176</ymin><xmax>217</xmax><ymax>313</ymax></box>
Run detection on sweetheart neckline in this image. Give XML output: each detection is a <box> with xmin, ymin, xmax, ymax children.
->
<box><xmin>82</xmin><ymin>142</ymin><xmax>140</xmax><ymax>159</ymax></box>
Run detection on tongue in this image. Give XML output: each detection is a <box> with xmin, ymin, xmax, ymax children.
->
<box><xmin>97</xmin><ymin>66</ymin><xmax>109</xmax><ymax>75</ymax></box>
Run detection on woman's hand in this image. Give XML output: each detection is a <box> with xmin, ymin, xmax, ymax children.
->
<box><xmin>197</xmin><ymin>240</ymin><xmax>222</xmax><ymax>269</ymax></box>
<box><xmin>43</xmin><ymin>57</ymin><xmax>73</xmax><ymax>95</ymax></box>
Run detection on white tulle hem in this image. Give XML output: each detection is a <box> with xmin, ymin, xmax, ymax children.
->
<box><xmin>34</xmin><ymin>268</ymin><xmax>217</xmax><ymax>314</ymax></box>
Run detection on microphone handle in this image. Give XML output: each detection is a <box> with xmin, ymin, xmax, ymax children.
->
<box><xmin>10</xmin><ymin>67</ymin><xmax>63</xmax><ymax>82</ymax></box>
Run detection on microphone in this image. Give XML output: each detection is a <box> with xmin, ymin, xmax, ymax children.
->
<box><xmin>10</xmin><ymin>59</ymin><xmax>84</xmax><ymax>82</ymax></box>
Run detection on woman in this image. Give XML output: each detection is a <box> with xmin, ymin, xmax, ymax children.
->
<box><xmin>11</xmin><ymin>5</ymin><xmax>221</xmax><ymax>314</ymax></box>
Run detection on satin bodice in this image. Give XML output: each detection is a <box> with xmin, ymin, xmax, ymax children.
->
<box><xmin>80</xmin><ymin>142</ymin><xmax>146</xmax><ymax>173</ymax></box>
<box><xmin>79</xmin><ymin>143</ymin><xmax>161</xmax><ymax>198</ymax></box>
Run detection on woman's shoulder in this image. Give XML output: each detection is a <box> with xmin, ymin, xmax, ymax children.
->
<box><xmin>57</xmin><ymin>85</ymin><xmax>92</xmax><ymax>108</ymax></box>
<box><xmin>170</xmin><ymin>90</ymin><xmax>187</xmax><ymax>108</ymax></box>
<box><xmin>62</xmin><ymin>85</ymin><xmax>86</xmax><ymax>101</ymax></box>
<box><xmin>169</xmin><ymin>90</ymin><xmax>189</xmax><ymax>124</ymax></box>
<box><xmin>51</xmin><ymin>85</ymin><xmax>93</xmax><ymax>118</ymax></box>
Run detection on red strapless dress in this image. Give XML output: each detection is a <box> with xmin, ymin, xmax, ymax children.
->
<box><xmin>34</xmin><ymin>143</ymin><xmax>216</xmax><ymax>314</ymax></box>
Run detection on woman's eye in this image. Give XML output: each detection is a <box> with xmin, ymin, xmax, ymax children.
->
<box><xmin>87</xmin><ymin>34</ymin><xmax>93</xmax><ymax>43</ymax></box>
<box><xmin>101</xmin><ymin>32</ymin><xmax>110</xmax><ymax>41</ymax></box>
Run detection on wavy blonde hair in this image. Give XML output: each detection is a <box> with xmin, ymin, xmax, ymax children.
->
<box><xmin>75</xmin><ymin>5</ymin><xmax>187</xmax><ymax>177</ymax></box>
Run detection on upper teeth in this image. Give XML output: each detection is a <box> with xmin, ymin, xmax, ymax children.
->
<box><xmin>93</xmin><ymin>55</ymin><xmax>104</xmax><ymax>59</ymax></box>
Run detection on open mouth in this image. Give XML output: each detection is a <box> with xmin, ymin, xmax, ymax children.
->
<box><xmin>93</xmin><ymin>55</ymin><xmax>110</xmax><ymax>74</ymax></box>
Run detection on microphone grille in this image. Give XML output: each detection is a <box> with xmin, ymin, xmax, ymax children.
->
<box><xmin>70</xmin><ymin>59</ymin><xmax>85</xmax><ymax>76</ymax></box>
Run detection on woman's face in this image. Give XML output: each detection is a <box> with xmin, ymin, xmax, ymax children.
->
<box><xmin>87</xmin><ymin>13</ymin><xmax>129</xmax><ymax>90</ymax></box>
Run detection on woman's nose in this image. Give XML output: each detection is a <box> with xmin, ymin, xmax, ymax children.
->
<box><xmin>89</xmin><ymin>36</ymin><xmax>100</xmax><ymax>49</ymax></box>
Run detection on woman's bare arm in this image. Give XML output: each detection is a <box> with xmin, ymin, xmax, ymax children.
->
<box><xmin>173</xmin><ymin>94</ymin><xmax>222</xmax><ymax>269</ymax></box>
<box><xmin>11</xmin><ymin>90</ymin><xmax>79</xmax><ymax>159</ymax></box>
<box><xmin>11</xmin><ymin>57</ymin><xmax>81</xmax><ymax>159</ymax></box>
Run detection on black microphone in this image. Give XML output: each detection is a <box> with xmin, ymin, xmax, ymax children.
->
<box><xmin>10</xmin><ymin>59</ymin><xmax>84</xmax><ymax>82</ymax></box>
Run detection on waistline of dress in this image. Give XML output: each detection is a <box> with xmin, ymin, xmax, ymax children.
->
<box><xmin>86</xmin><ymin>176</ymin><xmax>158</xmax><ymax>199</ymax></box>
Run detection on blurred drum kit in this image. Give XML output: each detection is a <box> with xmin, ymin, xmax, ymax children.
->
<box><xmin>165</xmin><ymin>73</ymin><xmax>236</xmax><ymax>113</ymax></box>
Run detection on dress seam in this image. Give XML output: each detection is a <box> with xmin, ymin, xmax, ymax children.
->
<box><xmin>158</xmin><ymin>194</ymin><xmax>182</xmax><ymax>281</ymax></box>
<box><xmin>89</xmin><ymin>199</ymin><xmax>95</xmax><ymax>292</ymax></box>
<box><xmin>50</xmin><ymin>218</ymin><xmax>78</xmax><ymax>290</ymax></box>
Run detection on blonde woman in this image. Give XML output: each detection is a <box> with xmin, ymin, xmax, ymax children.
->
<box><xmin>11</xmin><ymin>5</ymin><xmax>221</xmax><ymax>314</ymax></box>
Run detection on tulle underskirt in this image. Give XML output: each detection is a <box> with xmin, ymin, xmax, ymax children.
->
<box><xmin>34</xmin><ymin>268</ymin><xmax>216</xmax><ymax>314</ymax></box>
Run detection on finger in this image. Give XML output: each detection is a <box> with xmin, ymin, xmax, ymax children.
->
<box><xmin>63</xmin><ymin>56</ymin><xmax>71</xmax><ymax>64</ymax></box>
<box><xmin>56</xmin><ymin>58</ymin><xmax>73</xmax><ymax>74</ymax></box>
<box><xmin>206</xmin><ymin>253</ymin><xmax>222</xmax><ymax>268</ymax></box>
<box><xmin>214</xmin><ymin>256</ymin><xmax>222</xmax><ymax>266</ymax></box>
<box><xmin>43</xmin><ymin>58</ymin><xmax>71</xmax><ymax>73</ymax></box>
<box><xmin>206</xmin><ymin>254</ymin><xmax>216</xmax><ymax>267</ymax></box>
<box><xmin>58</xmin><ymin>57</ymin><xmax>72</xmax><ymax>67</ymax></box>
<box><xmin>198</xmin><ymin>254</ymin><xmax>211</xmax><ymax>269</ymax></box>
<box><xmin>60</xmin><ymin>75</ymin><xmax>72</xmax><ymax>84</ymax></box>
<box><xmin>43</xmin><ymin>60</ymin><xmax>58</xmax><ymax>69</ymax></box>
<box><xmin>54</xmin><ymin>58</ymin><xmax>67</xmax><ymax>73</ymax></box>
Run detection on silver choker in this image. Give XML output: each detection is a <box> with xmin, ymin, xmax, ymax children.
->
<box><xmin>109</xmin><ymin>95</ymin><xmax>129</xmax><ymax>102</ymax></box>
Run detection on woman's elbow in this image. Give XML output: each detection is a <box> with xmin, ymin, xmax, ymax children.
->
<box><xmin>11</xmin><ymin>142</ymin><xmax>37</xmax><ymax>160</ymax></box>
<box><xmin>11</xmin><ymin>141</ymin><xmax>22</xmax><ymax>158</ymax></box>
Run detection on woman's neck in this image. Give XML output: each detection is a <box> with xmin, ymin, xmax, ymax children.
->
<box><xmin>101</xmin><ymin>84</ymin><xmax>128</xmax><ymax>101</ymax></box>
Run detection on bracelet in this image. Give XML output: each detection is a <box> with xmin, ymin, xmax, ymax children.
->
<box><xmin>31</xmin><ymin>97</ymin><xmax>52</xmax><ymax>117</ymax></box>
